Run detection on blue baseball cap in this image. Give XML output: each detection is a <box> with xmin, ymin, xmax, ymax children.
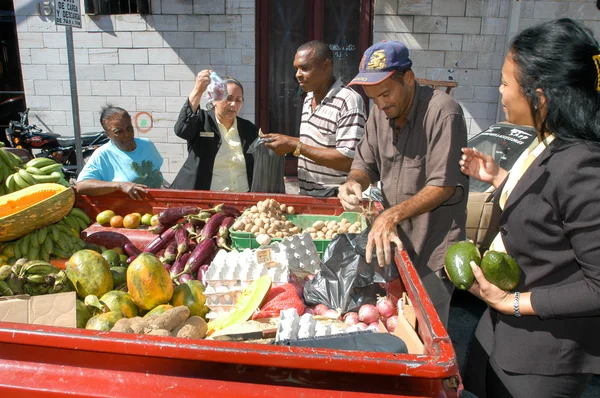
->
<box><xmin>348</xmin><ymin>41</ymin><xmax>413</xmax><ymax>86</ymax></box>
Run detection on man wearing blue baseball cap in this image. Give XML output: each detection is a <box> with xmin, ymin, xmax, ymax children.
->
<box><xmin>338</xmin><ymin>41</ymin><xmax>469</xmax><ymax>327</ymax></box>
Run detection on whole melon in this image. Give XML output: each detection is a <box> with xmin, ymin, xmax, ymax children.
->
<box><xmin>100</xmin><ymin>290</ymin><xmax>139</xmax><ymax>318</ymax></box>
<box><xmin>170</xmin><ymin>280</ymin><xmax>208</xmax><ymax>318</ymax></box>
<box><xmin>127</xmin><ymin>253</ymin><xmax>174</xmax><ymax>310</ymax></box>
<box><xmin>85</xmin><ymin>311</ymin><xmax>124</xmax><ymax>331</ymax></box>
<box><xmin>66</xmin><ymin>249</ymin><xmax>114</xmax><ymax>299</ymax></box>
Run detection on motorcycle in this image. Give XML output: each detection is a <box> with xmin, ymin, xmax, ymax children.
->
<box><xmin>4</xmin><ymin>108</ymin><xmax>108</xmax><ymax>179</ymax></box>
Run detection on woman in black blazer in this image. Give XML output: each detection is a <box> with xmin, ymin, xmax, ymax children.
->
<box><xmin>171</xmin><ymin>70</ymin><xmax>257</xmax><ymax>191</ymax></box>
<box><xmin>458</xmin><ymin>19</ymin><xmax>600</xmax><ymax>397</ymax></box>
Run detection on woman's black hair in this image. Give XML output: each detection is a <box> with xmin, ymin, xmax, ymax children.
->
<box><xmin>99</xmin><ymin>104</ymin><xmax>128</xmax><ymax>131</ymax></box>
<box><xmin>221</xmin><ymin>76</ymin><xmax>244</xmax><ymax>98</ymax></box>
<box><xmin>509</xmin><ymin>18</ymin><xmax>600</xmax><ymax>145</ymax></box>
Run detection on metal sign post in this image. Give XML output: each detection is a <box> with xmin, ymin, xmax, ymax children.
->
<box><xmin>54</xmin><ymin>0</ymin><xmax>83</xmax><ymax>173</ymax></box>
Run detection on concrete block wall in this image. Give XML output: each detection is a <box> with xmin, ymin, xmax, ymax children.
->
<box><xmin>13</xmin><ymin>0</ymin><xmax>255</xmax><ymax>183</ymax></box>
<box><xmin>374</xmin><ymin>0</ymin><xmax>600</xmax><ymax>137</ymax></box>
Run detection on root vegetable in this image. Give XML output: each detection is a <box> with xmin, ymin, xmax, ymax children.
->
<box><xmin>358</xmin><ymin>304</ymin><xmax>379</xmax><ymax>324</ymax></box>
<box><xmin>348</xmin><ymin>225</ymin><xmax>359</xmax><ymax>233</ymax></box>
<box><xmin>172</xmin><ymin>316</ymin><xmax>208</xmax><ymax>339</ymax></box>
<box><xmin>376</xmin><ymin>296</ymin><xmax>396</xmax><ymax>319</ymax></box>
<box><xmin>147</xmin><ymin>306</ymin><xmax>191</xmax><ymax>332</ymax></box>
<box><xmin>343</xmin><ymin>312</ymin><xmax>359</xmax><ymax>326</ymax></box>
<box><xmin>312</xmin><ymin>221</ymin><xmax>325</xmax><ymax>230</ymax></box>
<box><xmin>313</xmin><ymin>304</ymin><xmax>329</xmax><ymax>316</ymax></box>
<box><xmin>147</xmin><ymin>329</ymin><xmax>171</xmax><ymax>336</ymax></box>
<box><xmin>287</xmin><ymin>206</ymin><xmax>295</xmax><ymax>214</ymax></box>
<box><xmin>386</xmin><ymin>315</ymin><xmax>398</xmax><ymax>333</ymax></box>
<box><xmin>256</xmin><ymin>234</ymin><xmax>271</xmax><ymax>246</ymax></box>
<box><xmin>128</xmin><ymin>317</ymin><xmax>148</xmax><ymax>334</ymax></box>
<box><xmin>111</xmin><ymin>318</ymin><xmax>134</xmax><ymax>333</ymax></box>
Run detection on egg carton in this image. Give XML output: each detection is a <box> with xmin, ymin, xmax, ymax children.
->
<box><xmin>205</xmin><ymin>304</ymin><xmax>235</xmax><ymax>320</ymax></box>
<box><xmin>277</xmin><ymin>232</ymin><xmax>321</xmax><ymax>277</ymax></box>
<box><xmin>203</xmin><ymin>285</ymin><xmax>244</xmax><ymax>306</ymax></box>
<box><xmin>275</xmin><ymin>308</ymin><xmax>377</xmax><ymax>342</ymax></box>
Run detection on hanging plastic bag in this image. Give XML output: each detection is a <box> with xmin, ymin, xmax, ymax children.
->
<box><xmin>303</xmin><ymin>227</ymin><xmax>399</xmax><ymax>313</ymax></box>
<box><xmin>206</xmin><ymin>72</ymin><xmax>226</xmax><ymax>102</ymax></box>
<box><xmin>248</xmin><ymin>136</ymin><xmax>285</xmax><ymax>193</ymax></box>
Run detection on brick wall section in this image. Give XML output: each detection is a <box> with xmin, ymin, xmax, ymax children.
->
<box><xmin>13</xmin><ymin>0</ymin><xmax>255</xmax><ymax>183</ymax></box>
<box><xmin>374</xmin><ymin>0</ymin><xmax>600</xmax><ymax>137</ymax></box>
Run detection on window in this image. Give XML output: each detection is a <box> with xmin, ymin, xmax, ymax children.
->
<box><xmin>84</xmin><ymin>0</ymin><xmax>149</xmax><ymax>15</ymax></box>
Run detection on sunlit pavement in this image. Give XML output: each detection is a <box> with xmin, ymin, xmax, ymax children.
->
<box><xmin>448</xmin><ymin>290</ymin><xmax>600</xmax><ymax>397</ymax></box>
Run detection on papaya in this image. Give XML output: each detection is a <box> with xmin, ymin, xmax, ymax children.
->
<box><xmin>445</xmin><ymin>241</ymin><xmax>481</xmax><ymax>290</ymax></box>
<box><xmin>170</xmin><ymin>280</ymin><xmax>208</xmax><ymax>318</ymax></box>
<box><xmin>99</xmin><ymin>290</ymin><xmax>139</xmax><ymax>318</ymax></box>
<box><xmin>480</xmin><ymin>250</ymin><xmax>521</xmax><ymax>291</ymax></box>
<box><xmin>66</xmin><ymin>249</ymin><xmax>114</xmax><ymax>299</ymax></box>
<box><xmin>85</xmin><ymin>311</ymin><xmax>124</xmax><ymax>331</ymax></box>
<box><xmin>76</xmin><ymin>299</ymin><xmax>93</xmax><ymax>329</ymax></box>
<box><xmin>127</xmin><ymin>253</ymin><xmax>174</xmax><ymax>310</ymax></box>
<box><xmin>143</xmin><ymin>304</ymin><xmax>173</xmax><ymax>318</ymax></box>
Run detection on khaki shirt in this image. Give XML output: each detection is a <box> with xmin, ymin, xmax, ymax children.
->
<box><xmin>352</xmin><ymin>83</ymin><xmax>468</xmax><ymax>273</ymax></box>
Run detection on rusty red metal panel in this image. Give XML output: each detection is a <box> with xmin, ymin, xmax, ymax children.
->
<box><xmin>0</xmin><ymin>190</ymin><xmax>461</xmax><ymax>396</ymax></box>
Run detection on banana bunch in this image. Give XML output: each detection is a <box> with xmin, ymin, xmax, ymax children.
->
<box><xmin>0</xmin><ymin>147</ymin><xmax>24</xmax><ymax>190</ymax></box>
<box><xmin>1</xmin><ymin>156</ymin><xmax>69</xmax><ymax>195</ymax></box>
<box><xmin>61</xmin><ymin>207</ymin><xmax>92</xmax><ymax>235</ymax></box>
<box><xmin>0</xmin><ymin>259</ymin><xmax>72</xmax><ymax>297</ymax></box>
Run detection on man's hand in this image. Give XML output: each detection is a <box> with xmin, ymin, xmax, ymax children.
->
<box><xmin>338</xmin><ymin>180</ymin><xmax>363</xmax><ymax>212</ymax></box>
<box><xmin>262</xmin><ymin>133</ymin><xmax>298</xmax><ymax>156</ymax></box>
<box><xmin>365</xmin><ymin>209</ymin><xmax>403</xmax><ymax>268</ymax></box>
<box><xmin>119</xmin><ymin>182</ymin><xmax>148</xmax><ymax>200</ymax></box>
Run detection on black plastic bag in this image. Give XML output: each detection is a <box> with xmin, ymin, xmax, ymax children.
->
<box><xmin>248</xmin><ymin>138</ymin><xmax>285</xmax><ymax>193</ymax></box>
<box><xmin>303</xmin><ymin>227</ymin><xmax>399</xmax><ymax>313</ymax></box>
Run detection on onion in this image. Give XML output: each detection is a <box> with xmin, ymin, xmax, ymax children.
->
<box><xmin>313</xmin><ymin>304</ymin><xmax>329</xmax><ymax>315</ymax></box>
<box><xmin>321</xmin><ymin>309</ymin><xmax>341</xmax><ymax>320</ymax></box>
<box><xmin>376</xmin><ymin>296</ymin><xmax>396</xmax><ymax>319</ymax></box>
<box><xmin>386</xmin><ymin>315</ymin><xmax>398</xmax><ymax>333</ymax></box>
<box><xmin>343</xmin><ymin>312</ymin><xmax>359</xmax><ymax>326</ymax></box>
<box><xmin>358</xmin><ymin>304</ymin><xmax>379</xmax><ymax>324</ymax></box>
<box><xmin>355</xmin><ymin>322</ymin><xmax>368</xmax><ymax>330</ymax></box>
<box><xmin>304</xmin><ymin>307</ymin><xmax>315</xmax><ymax>315</ymax></box>
<box><xmin>368</xmin><ymin>321</ymin><xmax>380</xmax><ymax>329</ymax></box>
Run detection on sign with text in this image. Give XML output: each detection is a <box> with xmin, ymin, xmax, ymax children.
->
<box><xmin>55</xmin><ymin>0</ymin><xmax>81</xmax><ymax>28</ymax></box>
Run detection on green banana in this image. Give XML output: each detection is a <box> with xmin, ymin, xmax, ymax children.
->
<box><xmin>26</xmin><ymin>157</ymin><xmax>56</xmax><ymax>169</ymax></box>
<box><xmin>56</xmin><ymin>224</ymin><xmax>74</xmax><ymax>237</ymax></box>
<box><xmin>20</xmin><ymin>261</ymin><xmax>58</xmax><ymax>277</ymax></box>
<box><xmin>43</xmin><ymin>236</ymin><xmax>53</xmax><ymax>254</ymax></box>
<box><xmin>4</xmin><ymin>173</ymin><xmax>14</xmax><ymax>191</ymax></box>
<box><xmin>13</xmin><ymin>238</ymin><xmax>22</xmax><ymax>259</ymax></box>
<box><xmin>0</xmin><ymin>148</ymin><xmax>14</xmax><ymax>169</ymax></box>
<box><xmin>50</xmin><ymin>225</ymin><xmax>60</xmax><ymax>242</ymax></box>
<box><xmin>51</xmin><ymin>247</ymin><xmax>69</xmax><ymax>259</ymax></box>
<box><xmin>73</xmin><ymin>216</ymin><xmax>89</xmax><ymax>232</ymax></box>
<box><xmin>30</xmin><ymin>173</ymin><xmax>60</xmax><ymax>184</ymax></box>
<box><xmin>26</xmin><ymin>245</ymin><xmax>40</xmax><ymax>261</ymax></box>
<box><xmin>12</xmin><ymin>171</ymin><xmax>30</xmax><ymax>190</ymax></box>
<box><xmin>0</xmin><ymin>280</ymin><xmax>13</xmax><ymax>296</ymax></box>
<box><xmin>26</xmin><ymin>274</ymin><xmax>47</xmax><ymax>284</ymax></box>
<box><xmin>40</xmin><ymin>245</ymin><xmax>50</xmax><ymax>262</ymax></box>
<box><xmin>63</xmin><ymin>215</ymin><xmax>79</xmax><ymax>232</ymax></box>
<box><xmin>25</xmin><ymin>166</ymin><xmax>44</xmax><ymax>175</ymax></box>
<box><xmin>23</xmin><ymin>283</ymin><xmax>34</xmax><ymax>295</ymax></box>
<box><xmin>30</xmin><ymin>230</ymin><xmax>40</xmax><ymax>248</ymax></box>
<box><xmin>0</xmin><ymin>264</ymin><xmax>12</xmax><ymax>281</ymax></box>
<box><xmin>38</xmin><ymin>227</ymin><xmax>48</xmax><ymax>246</ymax></box>
<box><xmin>18</xmin><ymin>168</ymin><xmax>37</xmax><ymax>186</ymax></box>
<box><xmin>8</xmin><ymin>152</ymin><xmax>23</xmax><ymax>168</ymax></box>
<box><xmin>22</xmin><ymin>233</ymin><xmax>31</xmax><ymax>253</ymax></box>
<box><xmin>6</xmin><ymin>274</ymin><xmax>23</xmax><ymax>295</ymax></box>
<box><xmin>69</xmin><ymin>207</ymin><xmax>92</xmax><ymax>224</ymax></box>
<box><xmin>0</xmin><ymin>184</ymin><xmax>7</xmax><ymax>196</ymax></box>
<box><xmin>39</xmin><ymin>164</ymin><xmax>63</xmax><ymax>175</ymax></box>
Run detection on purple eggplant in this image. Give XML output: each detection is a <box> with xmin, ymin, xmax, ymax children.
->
<box><xmin>216</xmin><ymin>216</ymin><xmax>235</xmax><ymax>250</ymax></box>
<box><xmin>175</xmin><ymin>226</ymin><xmax>189</xmax><ymax>259</ymax></box>
<box><xmin>149</xmin><ymin>223</ymin><xmax>167</xmax><ymax>235</ymax></box>
<box><xmin>124</xmin><ymin>242</ymin><xmax>142</xmax><ymax>257</ymax></box>
<box><xmin>183</xmin><ymin>221</ymin><xmax>196</xmax><ymax>235</ymax></box>
<box><xmin>196</xmin><ymin>264</ymin><xmax>210</xmax><ymax>285</ymax></box>
<box><xmin>199</xmin><ymin>213</ymin><xmax>227</xmax><ymax>241</ymax></box>
<box><xmin>211</xmin><ymin>204</ymin><xmax>241</xmax><ymax>217</ymax></box>
<box><xmin>178</xmin><ymin>273</ymin><xmax>193</xmax><ymax>284</ymax></box>
<box><xmin>173</xmin><ymin>238</ymin><xmax>217</xmax><ymax>278</ymax></box>
<box><xmin>170</xmin><ymin>252</ymin><xmax>191</xmax><ymax>279</ymax></box>
<box><xmin>143</xmin><ymin>224</ymin><xmax>179</xmax><ymax>254</ymax></box>
<box><xmin>160</xmin><ymin>241</ymin><xmax>178</xmax><ymax>264</ymax></box>
<box><xmin>126</xmin><ymin>255</ymin><xmax>137</xmax><ymax>264</ymax></box>
<box><xmin>158</xmin><ymin>206</ymin><xmax>200</xmax><ymax>226</ymax></box>
<box><xmin>163</xmin><ymin>262</ymin><xmax>172</xmax><ymax>273</ymax></box>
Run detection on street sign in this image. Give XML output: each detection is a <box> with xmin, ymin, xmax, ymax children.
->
<box><xmin>55</xmin><ymin>0</ymin><xmax>82</xmax><ymax>28</ymax></box>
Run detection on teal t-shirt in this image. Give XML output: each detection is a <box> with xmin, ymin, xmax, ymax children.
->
<box><xmin>77</xmin><ymin>137</ymin><xmax>164</xmax><ymax>188</ymax></box>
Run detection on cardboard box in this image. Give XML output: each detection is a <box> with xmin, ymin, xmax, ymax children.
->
<box><xmin>0</xmin><ymin>291</ymin><xmax>76</xmax><ymax>328</ymax></box>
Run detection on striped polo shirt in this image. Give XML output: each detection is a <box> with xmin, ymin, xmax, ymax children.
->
<box><xmin>298</xmin><ymin>78</ymin><xmax>366</xmax><ymax>196</ymax></box>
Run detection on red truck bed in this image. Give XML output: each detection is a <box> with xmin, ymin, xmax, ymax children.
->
<box><xmin>0</xmin><ymin>189</ymin><xmax>461</xmax><ymax>397</ymax></box>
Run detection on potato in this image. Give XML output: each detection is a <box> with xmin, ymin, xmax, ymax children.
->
<box><xmin>111</xmin><ymin>318</ymin><xmax>134</xmax><ymax>333</ymax></box>
<box><xmin>310</xmin><ymin>232</ymin><xmax>318</xmax><ymax>239</ymax></box>
<box><xmin>147</xmin><ymin>329</ymin><xmax>171</xmax><ymax>337</ymax></box>
<box><xmin>244</xmin><ymin>224</ymin><xmax>253</xmax><ymax>232</ymax></box>
<box><xmin>128</xmin><ymin>316</ymin><xmax>150</xmax><ymax>334</ymax></box>
<box><xmin>348</xmin><ymin>224</ymin><xmax>359</xmax><ymax>233</ymax></box>
<box><xmin>250</xmin><ymin>225</ymin><xmax>260</xmax><ymax>234</ymax></box>
<box><xmin>147</xmin><ymin>306</ymin><xmax>191</xmax><ymax>332</ymax></box>
<box><xmin>316</xmin><ymin>231</ymin><xmax>325</xmax><ymax>239</ymax></box>
<box><xmin>321</xmin><ymin>227</ymin><xmax>328</xmax><ymax>233</ymax></box>
<box><xmin>312</xmin><ymin>221</ymin><xmax>325</xmax><ymax>230</ymax></box>
<box><xmin>172</xmin><ymin>316</ymin><xmax>208</xmax><ymax>339</ymax></box>
<box><xmin>337</xmin><ymin>227</ymin><xmax>348</xmax><ymax>234</ymax></box>
<box><xmin>327</xmin><ymin>220</ymin><xmax>337</xmax><ymax>229</ymax></box>
<box><xmin>325</xmin><ymin>231</ymin><xmax>334</xmax><ymax>239</ymax></box>
<box><xmin>280</xmin><ymin>204</ymin><xmax>287</xmax><ymax>212</ymax></box>
<box><xmin>232</xmin><ymin>220</ymin><xmax>243</xmax><ymax>231</ymax></box>
<box><xmin>251</xmin><ymin>205</ymin><xmax>258</xmax><ymax>213</ymax></box>
<box><xmin>287</xmin><ymin>206</ymin><xmax>295</xmax><ymax>214</ymax></box>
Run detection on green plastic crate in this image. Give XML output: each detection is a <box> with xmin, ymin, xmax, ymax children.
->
<box><xmin>229</xmin><ymin>212</ymin><xmax>367</xmax><ymax>257</ymax></box>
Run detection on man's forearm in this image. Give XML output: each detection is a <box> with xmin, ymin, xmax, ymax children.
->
<box><xmin>76</xmin><ymin>180</ymin><xmax>121</xmax><ymax>196</ymax></box>
<box><xmin>347</xmin><ymin>169</ymin><xmax>371</xmax><ymax>191</ymax></box>
<box><xmin>386</xmin><ymin>185</ymin><xmax>457</xmax><ymax>224</ymax></box>
<box><xmin>298</xmin><ymin>142</ymin><xmax>353</xmax><ymax>172</ymax></box>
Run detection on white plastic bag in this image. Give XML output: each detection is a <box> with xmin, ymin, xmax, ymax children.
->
<box><xmin>206</xmin><ymin>72</ymin><xmax>226</xmax><ymax>102</ymax></box>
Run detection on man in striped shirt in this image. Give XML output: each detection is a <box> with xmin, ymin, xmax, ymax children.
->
<box><xmin>263</xmin><ymin>41</ymin><xmax>366</xmax><ymax>197</ymax></box>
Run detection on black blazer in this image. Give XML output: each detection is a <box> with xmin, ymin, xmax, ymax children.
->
<box><xmin>170</xmin><ymin>101</ymin><xmax>258</xmax><ymax>190</ymax></box>
<box><xmin>485</xmin><ymin>141</ymin><xmax>600</xmax><ymax>376</ymax></box>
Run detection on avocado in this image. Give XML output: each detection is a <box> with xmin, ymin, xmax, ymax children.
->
<box><xmin>480</xmin><ymin>251</ymin><xmax>521</xmax><ymax>291</ymax></box>
<box><xmin>445</xmin><ymin>241</ymin><xmax>481</xmax><ymax>290</ymax></box>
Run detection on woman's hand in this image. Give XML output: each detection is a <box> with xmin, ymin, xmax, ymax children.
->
<box><xmin>118</xmin><ymin>182</ymin><xmax>148</xmax><ymax>200</ymax></box>
<box><xmin>460</xmin><ymin>147</ymin><xmax>504</xmax><ymax>186</ymax></box>
<box><xmin>188</xmin><ymin>70</ymin><xmax>212</xmax><ymax>111</ymax></box>
<box><xmin>468</xmin><ymin>262</ymin><xmax>513</xmax><ymax>315</ymax></box>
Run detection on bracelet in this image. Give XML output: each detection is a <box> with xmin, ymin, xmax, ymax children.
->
<box><xmin>513</xmin><ymin>292</ymin><xmax>521</xmax><ymax>317</ymax></box>
<box><xmin>293</xmin><ymin>141</ymin><xmax>303</xmax><ymax>157</ymax></box>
